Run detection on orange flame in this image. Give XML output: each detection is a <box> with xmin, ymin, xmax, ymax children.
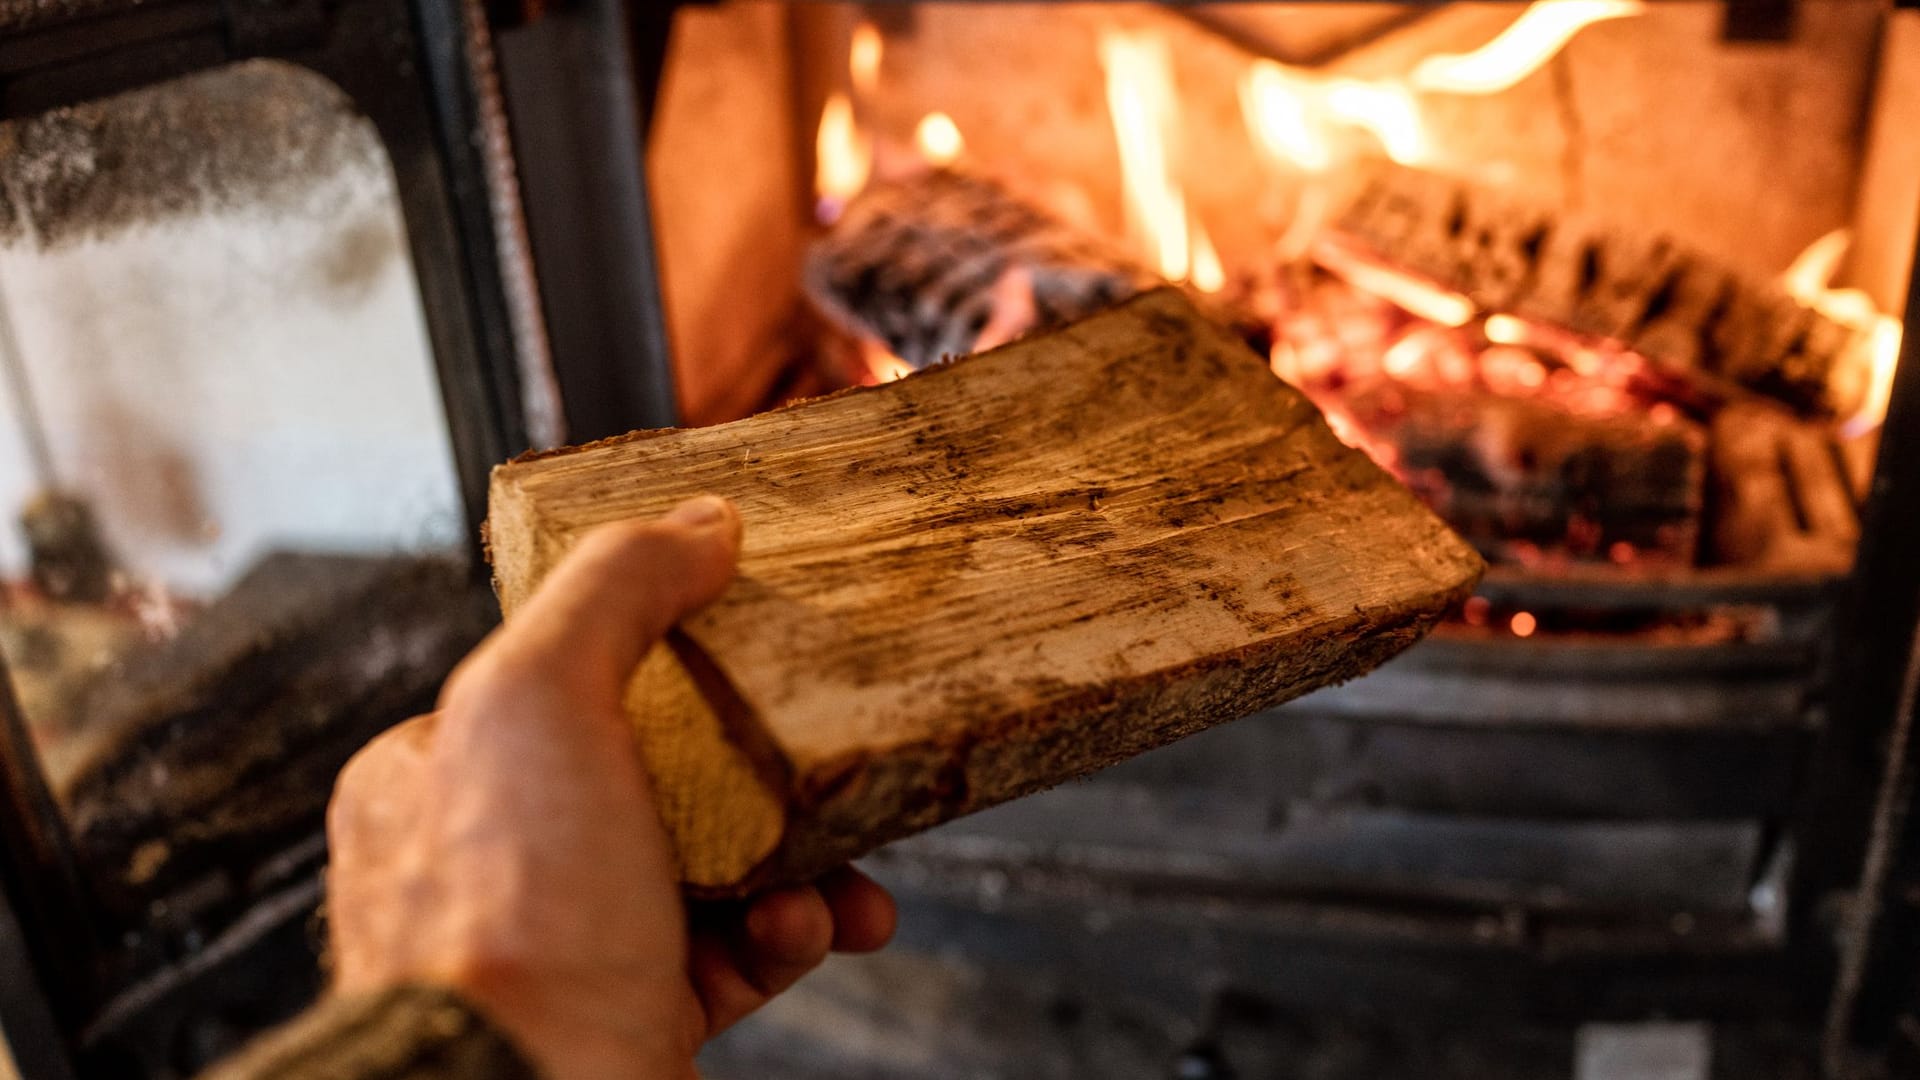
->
<box><xmin>915</xmin><ymin>111</ymin><xmax>965</xmax><ymax>167</ymax></box>
<box><xmin>1324</xmin><ymin>78</ymin><xmax>1428</xmax><ymax>167</ymax></box>
<box><xmin>1240</xmin><ymin>60</ymin><xmax>1332</xmax><ymax>172</ymax></box>
<box><xmin>1783</xmin><ymin>228</ymin><xmax>1902</xmax><ymax>435</ymax></box>
<box><xmin>858</xmin><ymin>337</ymin><xmax>913</xmax><ymax>384</ymax></box>
<box><xmin>1190</xmin><ymin>219</ymin><xmax>1225</xmax><ymax>294</ymax></box>
<box><xmin>1100</xmin><ymin>30</ymin><xmax>1196</xmax><ymax>283</ymax></box>
<box><xmin>1237</xmin><ymin>3</ymin><xmax>1636</xmax><ymax>175</ymax></box>
<box><xmin>850</xmin><ymin>22</ymin><xmax>883</xmax><ymax>96</ymax></box>
<box><xmin>1412</xmin><ymin>1</ymin><xmax>1646</xmax><ymax>96</ymax></box>
<box><xmin>815</xmin><ymin>91</ymin><xmax>871</xmax><ymax>224</ymax></box>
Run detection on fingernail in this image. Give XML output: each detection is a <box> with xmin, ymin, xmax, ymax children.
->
<box><xmin>664</xmin><ymin>495</ymin><xmax>732</xmax><ymax>528</ymax></box>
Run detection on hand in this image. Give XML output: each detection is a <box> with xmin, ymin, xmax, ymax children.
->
<box><xmin>324</xmin><ymin>496</ymin><xmax>896</xmax><ymax>1080</ymax></box>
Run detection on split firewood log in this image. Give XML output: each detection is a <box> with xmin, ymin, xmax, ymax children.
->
<box><xmin>486</xmin><ymin>290</ymin><xmax>1483</xmax><ymax>897</ymax></box>
<box><xmin>1334</xmin><ymin>163</ymin><xmax>1869</xmax><ymax>420</ymax></box>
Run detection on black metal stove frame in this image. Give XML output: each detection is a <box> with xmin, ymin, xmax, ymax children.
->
<box><xmin>0</xmin><ymin>0</ymin><xmax>679</xmax><ymax>1070</ymax></box>
<box><xmin>0</xmin><ymin>0</ymin><xmax>1918</xmax><ymax>1076</ymax></box>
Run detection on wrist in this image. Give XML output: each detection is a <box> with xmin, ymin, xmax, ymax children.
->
<box><xmin>433</xmin><ymin>956</ymin><xmax>699</xmax><ymax>1080</ymax></box>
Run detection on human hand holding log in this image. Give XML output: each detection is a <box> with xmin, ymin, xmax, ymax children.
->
<box><xmin>324</xmin><ymin>496</ymin><xmax>896</xmax><ymax>1080</ymax></box>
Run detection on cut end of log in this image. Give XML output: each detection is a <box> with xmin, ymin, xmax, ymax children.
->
<box><xmin>488</xmin><ymin>289</ymin><xmax>1484</xmax><ymax>896</ymax></box>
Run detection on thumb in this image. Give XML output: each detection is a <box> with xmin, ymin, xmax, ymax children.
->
<box><xmin>477</xmin><ymin>496</ymin><xmax>743</xmax><ymax>705</ymax></box>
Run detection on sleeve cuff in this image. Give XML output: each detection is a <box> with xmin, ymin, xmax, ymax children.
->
<box><xmin>201</xmin><ymin>984</ymin><xmax>541</xmax><ymax>1080</ymax></box>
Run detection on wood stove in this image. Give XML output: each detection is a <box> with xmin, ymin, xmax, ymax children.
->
<box><xmin>1</xmin><ymin>1</ymin><xmax>1919</xmax><ymax>1078</ymax></box>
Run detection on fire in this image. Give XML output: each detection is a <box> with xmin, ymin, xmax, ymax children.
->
<box><xmin>858</xmin><ymin>337</ymin><xmax>913</xmax><ymax>384</ymax></box>
<box><xmin>1412</xmin><ymin>1</ymin><xmax>1646</xmax><ymax>96</ymax></box>
<box><xmin>850</xmin><ymin>22</ymin><xmax>883</xmax><ymax>96</ymax></box>
<box><xmin>814</xmin><ymin>91</ymin><xmax>871</xmax><ymax>224</ymax></box>
<box><xmin>1101</xmin><ymin>31</ymin><xmax>1188</xmax><ymax>279</ymax></box>
<box><xmin>1190</xmin><ymin>220</ymin><xmax>1225</xmax><ymax>294</ymax></box>
<box><xmin>1240</xmin><ymin>60</ymin><xmax>1332</xmax><ymax>172</ymax></box>
<box><xmin>1324</xmin><ymin>78</ymin><xmax>1428</xmax><ymax>167</ymax></box>
<box><xmin>1100</xmin><ymin>30</ymin><xmax>1194</xmax><ymax>283</ymax></box>
<box><xmin>1236</xmin><ymin>2</ymin><xmax>1644</xmax><ymax>176</ymax></box>
<box><xmin>1313</xmin><ymin>236</ymin><xmax>1475</xmax><ymax>327</ymax></box>
<box><xmin>1782</xmin><ymin>228</ymin><xmax>1902</xmax><ymax>435</ymax></box>
<box><xmin>915</xmin><ymin>112</ymin><xmax>965</xmax><ymax>167</ymax></box>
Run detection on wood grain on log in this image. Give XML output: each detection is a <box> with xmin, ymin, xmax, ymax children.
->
<box><xmin>487</xmin><ymin>290</ymin><xmax>1484</xmax><ymax>896</ymax></box>
<box><xmin>1333</xmin><ymin>164</ymin><xmax>1869</xmax><ymax>419</ymax></box>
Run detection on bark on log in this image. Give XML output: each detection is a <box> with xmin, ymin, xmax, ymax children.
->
<box><xmin>1333</xmin><ymin>164</ymin><xmax>1869</xmax><ymax>419</ymax></box>
<box><xmin>486</xmin><ymin>290</ymin><xmax>1484</xmax><ymax>897</ymax></box>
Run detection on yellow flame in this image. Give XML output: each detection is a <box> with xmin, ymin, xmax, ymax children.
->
<box><xmin>1240</xmin><ymin>60</ymin><xmax>1332</xmax><ymax>172</ymax></box>
<box><xmin>1190</xmin><ymin>219</ymin><xmax>1225</xmax><ymax>294</ymax></box>
<box><xmin>915</xmin><ymin>112</ymin><xmax>965</xmax><ymax>166</ymax></box>
<box><xmin>1412</xmin><ymin>1</ymin><xmax>1645</xmax><ymax>96</ymax></box>
<box><xmin>1325</xmin><ymin>78</ymin><xmax>1427</xmax><ymax>166</ymax></box>
<box><xmin>1784</xmin><ymin>228</ymin><xmax>1854</xmax><ymax>302</ymax></box>
<box><xmin>1100</xmin><ymin>30</ymin><xmax>1192</xmax><ymax>282</ymax></box>
<box><xmin>815</xmin><ymin>91</ymin><xmax>871</xmax><ymax>223</ymax></box>
<box><xmin>1850</xmin><ymin>321</ymin><xmax>1903</xmax><ymax>438</ymax></box>
<box><xmin>1783</xmin><ymin>229</ymin><xmax>1903</xmax><ymax>435</ymax></box>
<box><xmin>851</xmin><ymin>22</ymin><xmax>883</xmax><ymax>96</ymax></box>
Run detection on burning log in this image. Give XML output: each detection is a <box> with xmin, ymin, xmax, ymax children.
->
<box><xmin>1344</xmin><ymin>383</ymin><xmax>1707</xmax><ymax>567</ymax></box>
<box><xmin>486</xmin><ymin>289</ymin><xmax>1483</xmax><ymax>897</ymax></box>
<box><xmin>1708</xmin><ymin>401</ymin><xmax>1860</xmax><ymax>572</ymax></box>
<box><xmin>805</xmin><ymin>170</ymin><xmax>1154</xmax><ymax>370</ymax></box>
<box><xmin>1334</xmin><ymin>164</ymin><xmax>1868</xmax><ymax>419</ymax></box>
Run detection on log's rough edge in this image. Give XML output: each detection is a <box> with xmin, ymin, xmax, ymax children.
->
<box><xmin>707</xmin><ymin>589</ymin><xmax>1468</xmax><ymax>898</ymax></box>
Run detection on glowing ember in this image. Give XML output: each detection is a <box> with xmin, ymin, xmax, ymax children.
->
<box><xmin>1782</xmin><ymin>228</ymin><xmax>1903</xmax><ymax>435</ymax></box>
<box><xmin>914</xmin><ymin>112</ymin><xmax>965</xmax><ymax>166</ymax></box>
<box><xmin>1412</xmin><ymin>1</ymin><xmax>1645</xmax><ymax>96</ymax></box>
<box><xmin>1313</xmin><ymin>237</ymin><xmax>1474</xmax><ymax>327</ymax></box>
<box><xmin>1509</xmin><ymin>611</ymin><xmax>1537</xmax><ymax>637</ymax></box>
<box><xmin>1462</xmin><ymin>595</ymin><xmax>1491</xmax><ymax>626</ymax></box>
<box><xmin>1483</xmin><ymin>313</ymin><xmax>1529</xmax><ymax>346</ymax></box>
<box><xmin>850</xmin><ymin>22</ymin><xmax>883</xmax><ymax>96</ymax></box>
<box><xmin>973</xmin><ymin>266</ymin><xmax>1038</xmax><ymax>353</ymax></box>
<box><xmin>1240</xmin><ymin>60</ymin><xmax>1332</xmax><ymax>172</ymax></box>
<box><xmin>814</xmin><ymin>91</ymin><xmax>872</xmax><ymax>224</ymax></box>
